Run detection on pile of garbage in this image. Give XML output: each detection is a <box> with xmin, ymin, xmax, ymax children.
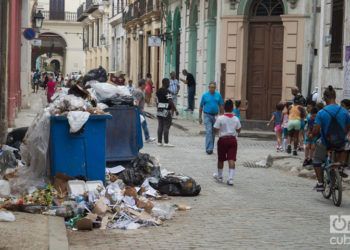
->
<box><xmin>0</xmin><ymin>74</ymin><xmax>201</xmax><ymax>230</ymax></box>
<box><xmin>0</xmin><ymin>149</ymin><xmax>199</xmax><ymax>230</ymax></box>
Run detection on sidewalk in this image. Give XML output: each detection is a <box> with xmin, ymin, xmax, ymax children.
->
<box><xmin>3</xmin><ymin>91</ymin><xmax>69</xmax><ymax>250</ymax></box>
<box><xmin>144</xmin><ymin>106</ymin><xmax>275</xmax><ymax>139</ymax></box>
<box><xmin>10</xmin><ymin>90</ymin><xmax>46</xmax><ymax>130</ymax></box>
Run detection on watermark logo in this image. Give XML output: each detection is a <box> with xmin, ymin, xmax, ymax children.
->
<box><xmin>330</xmin><ymin>215</ymin><xmax>350</xmax><ymax>234</ymax></box>
<box><xmin>330</xmin><ymin>215</ymin><xmax>350</xmax><ymax>245</ymax></box>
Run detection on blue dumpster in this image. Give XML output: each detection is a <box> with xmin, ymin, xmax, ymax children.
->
<box><xmin>105</xmin><ymin>106</ymin><xmax>143</xmax><ymax>162</ymax></box>
<box><xmin>50</xmin><ymin>115</ymin><xmax>111</xmax><ymax>182</ymax></box>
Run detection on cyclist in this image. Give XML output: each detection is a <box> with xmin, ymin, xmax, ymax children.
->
<box><xmin>311</xmin><ymin>86</ymin><xmax>350</xmax><ymax>191</ymax></box>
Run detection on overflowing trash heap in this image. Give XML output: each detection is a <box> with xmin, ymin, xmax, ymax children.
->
<box><xmin>0</xmin><ymin>76</ymin><xmax>201</xmax><ymax>230</ymax></box>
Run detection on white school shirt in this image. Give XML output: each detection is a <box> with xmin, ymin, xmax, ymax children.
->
<box><xmin>214</xmin><ymin>114</ymin><xmax>241</xmax><ymax>137</ymax></box>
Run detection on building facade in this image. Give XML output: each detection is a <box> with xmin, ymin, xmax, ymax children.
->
<box><xmin>33</xmin><ymin>0</ymin><xmax>85</xmax><ymax>74</ymax></box>
<box><xmin>312</xmin><ymin>0</ymin><xmax>350</xmax><ymax>101</ymax></box>
<box><xmin>163</xmin><ymin>0</ymin><xmax>311</xmax><ymax>120</ymax></box>
<box><xmin>123</xmin><ymin>0</ymin><xmax>163</xmax><ymax>88</ymax></box>
<box><xmin>78</xmin><ymin>0</ymin><xmax>110</xmax><ymax>72</ymax></box>
<box><xmin>109</xmin><ymin>0</ymin><xmax>128</xmax><ymax>75</ymax></box>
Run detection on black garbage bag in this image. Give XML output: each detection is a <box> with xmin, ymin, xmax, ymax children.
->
<box><xmin>82</xmin><ymin>67</ymin><xmax>107</xmax><ymax>84</ymax></box>
<box><xmin>115</xmin><ymin>153</ymin><xmax>161</xmax><ymax>186</ymax></box>
<box><xmin>6</xmin><ymin>127</ymin><xmax>28</xmax><ymax>151</ymax></box>
<box><xmin>154</xmin><ymin>175</ymin><xmax>201</xmax><ymax>196</ymax></box>
<box><xmin>102</xmin><ymin>95</ymin><xmax>134</xmax><ymax>107</ymax></box>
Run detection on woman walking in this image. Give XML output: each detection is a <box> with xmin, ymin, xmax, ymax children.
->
<box><xmin>156</xmin><ymin>78</ymin><xmax>178</xmax><ymax>147</ymax></box>
<box><xmin>145</xmin><ymin>73</ymin><xmax>153</xmax><ymax>106</ymax></box>
<box><xmin>46</xmin><ymin>74</ymin><xmax>56</xmax><ymax>103</ymax></box>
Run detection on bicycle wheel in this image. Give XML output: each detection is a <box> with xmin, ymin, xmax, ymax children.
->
<box><xmin>322</xmin><ymin>170</ymin><xmax>332</xmax><ymax>199</ymax></box>
<box><xmin>331</xmin><ymin>169</ymin><xmax>342</xmax><ymax>207</ymax></box>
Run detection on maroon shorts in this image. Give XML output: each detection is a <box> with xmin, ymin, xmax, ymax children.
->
<box><xmin>217</xmin><ymin>136</ymin><xmax>237</xmax><ymax>162</ymax></box>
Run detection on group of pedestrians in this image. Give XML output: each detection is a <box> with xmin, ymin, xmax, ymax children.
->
<box><xmin>32</xmin><ymin>70</ymin><xmax>57</xmax><ymax>103</ymax></box>
<box><xmin>133</xmin><ymin>69</ymin><xmax>241</xmax><ymax>185</ymax></box>
<box><xmin>267</xmin><ymin>85</ymin><xmax>350</xmax><ymax>192</ymax></box>
<box><xmin>132</xmin><ymin>72</ymin><xmax>180</xmax><ymax>147</ymax></box>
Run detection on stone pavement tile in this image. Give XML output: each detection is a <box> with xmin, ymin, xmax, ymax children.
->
<box><xmin>0</xmin><ymin>212</ymin><xmax>49</xmax><ymax>250</ymax></box>
<box><xmin>68</xmin><ymin>113</ymin><xmax>350</xmax><ymax>249</ymax></box>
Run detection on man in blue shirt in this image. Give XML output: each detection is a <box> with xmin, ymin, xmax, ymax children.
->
<box><xmin>312</xmin><ymin>86</ymin><xmax>350</xmax><ymax>191</ymax></box>
<box><xmin>199</xmin><ymin>82</ymin><xmax>224</xmax><ymax>154</ymax></box>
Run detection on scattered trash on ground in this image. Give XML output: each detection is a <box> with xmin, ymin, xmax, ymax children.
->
<box><xmin>0</xmin><ymin>79</ymin><xmax>200</xmax><ymax>231</ymax></box>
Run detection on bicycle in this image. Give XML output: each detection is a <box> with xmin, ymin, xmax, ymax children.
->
<box><xmin>322</xmin><ymin>151</ymin><xmax>345</xmax><ymax>207</ymax></box>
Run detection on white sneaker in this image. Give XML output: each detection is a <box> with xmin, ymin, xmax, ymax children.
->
<box><xmin>157</xmin><ymin>142</ymin><xmax>163</xmax><ymax>147</ymax></box>
<box><xmin>163</xmin><ymin>143</ymin><xmax>175</xmax><ymax>147</ymax></box>
<box><xmin>145</xmin><ymin>138</ymin><xmax>156</xmax><ymax>143</ymax></box>
<box><xmin>227</xmin><ymin>179</ymin><xmax>234</xmax><ymax>186</ymax></box>
<box><xmin>213</xmin><ymin>173</ymin><xmax>223</xmax><ymax>183</ymax></box>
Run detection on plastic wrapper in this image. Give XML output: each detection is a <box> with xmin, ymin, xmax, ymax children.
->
<box><xmin>20</xmin><ymin>110</ymin><xmax>51</xmax><ymax>178</ymax></box>
<box><xmin>7</xmin><ymin>166</ymin><xmax>46</xmax><ymax>195</ymax></box>
<box><xmin>151</xmin><ymin>203</ymin><xmax>175</xmax><ymax>220</ymax></box>
<box><xmin>0</xmin><ymin>145</ymin><xmax>18</xmax><ymax>175</ymax></box>
<box><xmin>88</xmin><ymin>82</ymin><xmax>131</xmax><ymax>102</ymax></box>
<box><xmin>67</xmin><ymin>111</ymin><xmax>90</xmax><ymax>133</ymax></box>
<box><xmin>0</xmin><ymin>180</ymin><xmax>10</xmax><ymax>197</ymax></box>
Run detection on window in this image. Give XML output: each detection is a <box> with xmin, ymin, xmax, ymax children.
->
<box><xmin>330</xmin><ymin>0</ymin><xmax>344</xmax><ymax>64</ymax></box>
<box><xmin>251</xmin><ymin>0</ymin><xmax>284</xmax><ymax>16</ymax></box>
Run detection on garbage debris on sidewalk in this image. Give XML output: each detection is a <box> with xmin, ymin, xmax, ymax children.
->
<box><xmin>0</xmin><ymin>78</ymin><xmax>200</xmax><ymax>231</ymax></box>
<box><xmin>0</xmin><ymin>148</ymin><xmax>199</xmax><ymax>231</ymax></box>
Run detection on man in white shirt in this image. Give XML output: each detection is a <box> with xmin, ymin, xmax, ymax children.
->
<box><xmin>213</xmin><ymin>99</ymin><xmax>241</xmax><ymax>186</ymax></box>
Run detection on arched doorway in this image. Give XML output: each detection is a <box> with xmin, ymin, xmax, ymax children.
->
<box><xmin>31</xmin><ymin>32</ymin><xmax>67</xmax><ymax>73</ymax></box>
<box><xmin>172</xmin><ymin>7</ymin><xmax>181</xmax><ymax>78</ymax></box>
<box><xmin>50</xmin><ymin>59</ymin><xmax>61</xmax><ymax>72</ymax></box>
<box><xmin>206</xmin><ymin>0</ymin><xmax>217</xmax><ymax>84</ymax></box>
<box><xmin>188</xmin><ymin>1</ymin><xmax>198</xmax><ymax>76</ymax></box>
<box><xmin>246</xmin><ymin>0</ymin><xmax>284</xmax><ymax>120</ymax></box>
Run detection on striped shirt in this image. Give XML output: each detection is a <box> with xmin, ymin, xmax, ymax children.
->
<box><xmin>168</xmin><ymin>78</ymin><xmax>179</xmax><ymax>95</ymax></box>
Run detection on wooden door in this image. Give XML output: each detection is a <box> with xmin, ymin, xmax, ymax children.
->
<box><xmin>247</xmin><ymin>22</ymin><xmax>283</xmax><ymax>120</ymax></box>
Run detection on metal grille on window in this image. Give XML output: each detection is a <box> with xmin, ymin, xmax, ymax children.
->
<box><xmin>251</xmin><ymin>0</ymin><xmax>284</xmax><ymax>16</ymax></box>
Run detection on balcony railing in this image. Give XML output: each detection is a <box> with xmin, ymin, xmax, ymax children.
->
<box><xmin>86</xmin><ymin>0</ymin><xmax>100</xmax><ymax>13</ymax></box>
<box><xmin>77</xmin><ymin>3</ymin><xmax>87</xmax><ymax>21</ymax></box>
<box><xmin>42</xmin><ymin>10</ymin><xmax>77</xmax><ymax>22</ymax></box>
<box><xmin>123</xmin><ymin>0</ymin><xmax>160</xmax><ymax>25</ymax></box>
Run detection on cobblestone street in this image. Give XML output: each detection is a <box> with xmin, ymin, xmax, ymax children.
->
<box><xmin>68</xmin><ymin>119</ymin><xmax>350</xmax><ymax>249</ymax></box>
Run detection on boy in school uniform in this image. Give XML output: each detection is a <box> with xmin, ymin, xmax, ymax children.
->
<box><xmin>213</xmin><ymin>99</ymin><xmax>242</xmax><ymax>185</ymax></box>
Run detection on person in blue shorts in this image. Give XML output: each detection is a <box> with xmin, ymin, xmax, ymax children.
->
<box><xmin>303</xmin><ymin>107</ymin><xmax>318</xmax><ymax>166</ymax></box>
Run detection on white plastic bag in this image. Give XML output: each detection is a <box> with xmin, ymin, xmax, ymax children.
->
<box><xmin>67</xmin><ymin>111</ymin><xmax>90</xmax><ymax>133</ymax></box>
<box><xmin>0</xmin><ymin>211</ymin><xmax>15</xmax><ymax>222</ymax></box>
<box><xmin>89</xmin><ymin>82</ymin><xmax>131</xmax><ymax>102</ymax></box>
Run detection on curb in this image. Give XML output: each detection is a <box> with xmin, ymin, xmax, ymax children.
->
<box><xmin>198</xmin><ymin>129</ymin><xmax>275</xmax><ymax>140</ymax></box>
<box><xmin>48</xmin><ymin>216</ymin><xmax>69</xmax><ymax>250</ymax></box>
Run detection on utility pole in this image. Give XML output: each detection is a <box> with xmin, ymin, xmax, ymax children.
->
<box><xmin>0</xmin><ymin>0</ymin><xmax>8</xmax><ymax>144</ymax></box>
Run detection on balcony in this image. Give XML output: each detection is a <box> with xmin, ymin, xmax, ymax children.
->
<box><xmin>42</xmin><ymin>10</ymin><xmax>77</xmax><ymax>22</ymax></box>
<box><xmin>77</xmin><ymin>3</ymin><xmax>88</xmax><ymax>21</ymax></box>
<box><xmin>86</xmin><ymin>0</ymin><xmax>100</xmax><ymax>14</ymax></box>
<box><xmin>123</xmin><ymin>0</ymin><xmax>160</xmax><ymax>25</ymax></box>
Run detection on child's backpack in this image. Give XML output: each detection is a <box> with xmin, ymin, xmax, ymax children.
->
<box><xmin>324</xmin><ymin>107</ymin><xmax>347</xmax><ymax>150</ymax></box>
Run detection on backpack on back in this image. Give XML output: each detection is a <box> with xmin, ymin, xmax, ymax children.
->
<box><xmin>324</xmin><ymin>107</ymin><xmax>347</xmax><ymax>150</ymax></box>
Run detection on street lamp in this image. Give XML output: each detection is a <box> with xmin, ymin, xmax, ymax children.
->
<box><xmin>33</xmin><ymin>10</ymin><xmax>45</xmax><ymax>30</ymax></box>
<box><xmin>132</xmin><ymin>29</ymin><xmax>144</xmax><ymax>41</ymax></box>
<box><xmin>100</xmin><ymin>34</ymin><xmax>106</xmax><ymax>46</ymax></box>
